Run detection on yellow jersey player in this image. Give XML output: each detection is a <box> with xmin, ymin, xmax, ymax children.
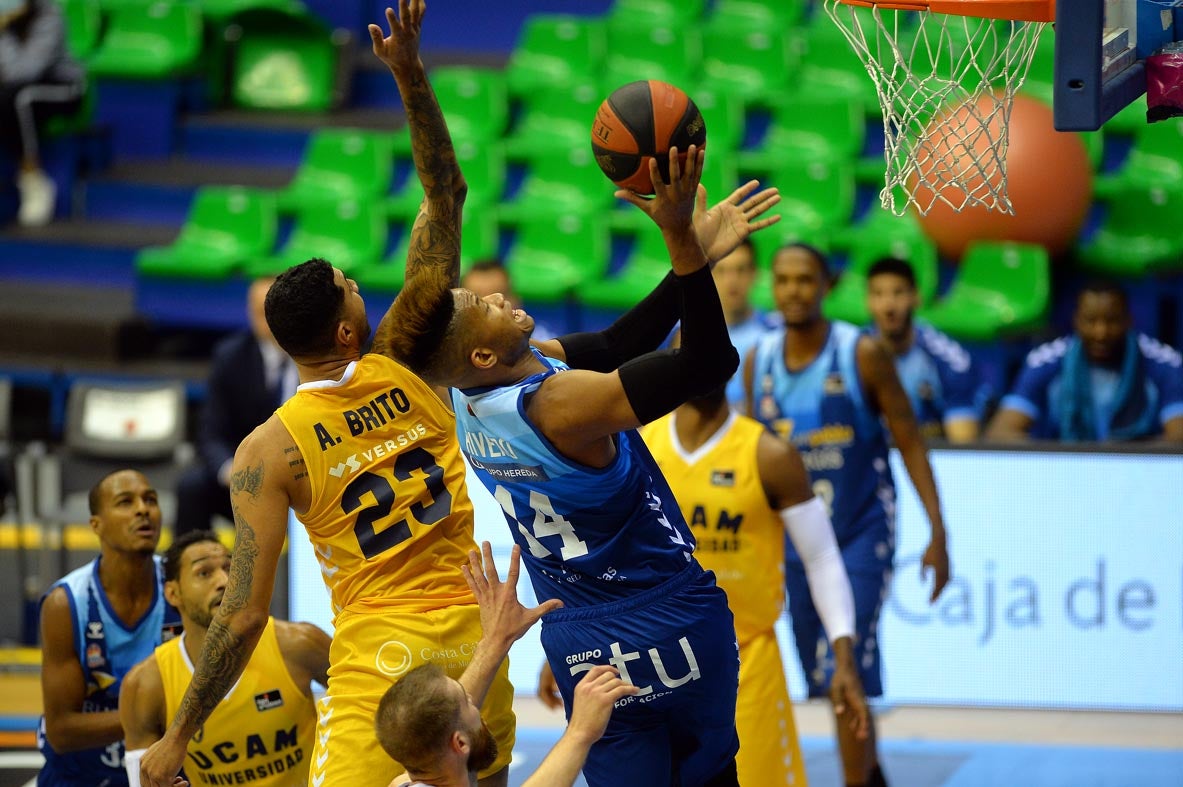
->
<box><xmin>121</xmin><ymin>531</ymin><xmax>328</xmax><ymax>787</ymax></box>
<box><xmin>640</xmin><ymin>384</ymin><xmax>869</xmax><ymax>786</ymax></box>
<box><xmin>138</xmin><ymin>4</ymin><xmax>518</xmax><ymax>786</ymax></box>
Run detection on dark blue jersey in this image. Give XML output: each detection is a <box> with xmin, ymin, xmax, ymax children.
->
<box><xmin>453</xmin><ymin>352</ymin><xmax>698</xmax><ymax>607</ymax></box>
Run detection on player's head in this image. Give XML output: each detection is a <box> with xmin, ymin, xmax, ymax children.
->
<box><xmin>375</xmin><ymin>663</ymin><xmax>499</xmax><ymax>776</ymax></box>
<box><xmin>1073</xmin><ymin>279</ymin><xmax>1131</xmax><ymax>365</ymax></box>
<box><xmin>461</xmin><ymin>259</ymin><xmax>518</xmax><ymax>306</ymax></box>
<box><xmin>387</xmin><ymin>264</ymin><xmax>535</xmax><ymax>388</ymax></box>
<box><xmin>866</xmin><ymin>257</ymin><xmax>918</xmax><ymax>341</ymax></box>
<box><xmin>246</xmin><ymin>276</ymin><xmax>277</xmax><ymax>346</ymax></box>
<box><xmin>87</xmin><ymin>469</ymin><xmax>161</xmax><ymax>556</ymax></box>
<box><xmin>162</xmin><ymin>530</ymin><xmax>230</xmax><ymax>630</ymax></box>
<box><xmin>711</xmin><ymin>239</ymin><xmax>757</xmax><ymax>320</ymax></box>
<box><xmin>771</xmin><ymin>242</ymin><xmax>831</xmax><ymax>328</ymax></box>
<box><xmin>265</xmin><ymin>258</ymin><xmax>371</xmax><ymax>361</ymax></box>
<box><xmin>686</xmin><ymin>381</ymin><xmax>729</xmax><ymax>414</ymax></box>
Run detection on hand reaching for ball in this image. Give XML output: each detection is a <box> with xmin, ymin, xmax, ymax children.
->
<box><xmin>615</xmin><ymin>145</ymin><xmax>705</xmax><ymax>234</ymax></box>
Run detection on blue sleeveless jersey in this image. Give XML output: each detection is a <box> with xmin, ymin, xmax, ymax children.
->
<box><xmin>726</xmin><ymin>309</ymin><xmax>781</xmax><ymax>410</ymax></box>
<box><xmin>453</xmin><ymin>352</ymin><xmax>698</xmax><ymax>607</ymax></box>
<box><xmin>887</xmin><ymin>323</ymin><xmax>979</xmax><ymax>438</ymax></box>
<box><xmin>38</xmin><ymin>556</ymin><xmax>181</xmax><ymax>787</ymax></box>
<box><xmin>750</xmin><ymin>321</ymin><xmax>896</xmax><ymax>566</ymax></box>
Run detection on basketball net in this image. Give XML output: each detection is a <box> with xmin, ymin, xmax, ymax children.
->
<box><xmin>824</xmin><ymin>2</ymin><xmax>1048</xmax><ymax>216</ymax></box>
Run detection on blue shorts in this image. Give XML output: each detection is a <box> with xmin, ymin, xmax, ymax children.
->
<box><xmin>784</xmin><ymin>523</ymin><xmax>893</xmax><ymax>699</ymax></box>
<box><xmin>541</xmin><ymin>561</ymin><xmax>740</xmax><ymax>787</ymax></box>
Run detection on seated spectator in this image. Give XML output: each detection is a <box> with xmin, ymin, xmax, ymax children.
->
<box><xmin>714</xmin><ymin>239</ymin><xmax>781</xmax><ymax>412</ymax></box>
<box><xmin>461</xmin><ymin>258</ymin><xmax>556</xmax><ymax>340</ymax></box>
<box><xmin>988</xmin><ymin>280</ymin><xmax>1183</xmax><ymax>442</ymax></box>
<box><xmin>866</xmin><ymin>257</ymin><xmax>981</xmax><ymax>442</ymax></box>
<box><xmin>0</xmin><ymin>0</ymin><xmax>85</xmax><ymax>226</ymax></box>
<box><xmin>175</xmin><ymin>277</ymin><xmax>293</xmax><ymax>535</ymax></box>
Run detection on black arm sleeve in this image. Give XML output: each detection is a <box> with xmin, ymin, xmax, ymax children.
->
<box><xmin>556</xmin><ymin>272</ymin><xmax>680</xmax><ymax>372</ymax></box>
<box><xmin>616</xmin><ymin>266</ymin><xmax>739</xmax><ymax>425</ymax></box>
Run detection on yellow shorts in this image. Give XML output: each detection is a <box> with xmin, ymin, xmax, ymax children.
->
<box><xmin>736</xmin><ymin>628</ymin><xmax>808</xmax><ymax>787</ymax></box>
<box><xmin>308</xmin><ymin>603</ymin><xmax>515</xmax><ymax>787</ymax></box>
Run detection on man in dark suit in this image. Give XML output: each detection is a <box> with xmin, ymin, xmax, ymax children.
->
<box><xmin>175</xmin><ymin>277</ymin><xmax>293</xmax><ymax>535</ymax></box>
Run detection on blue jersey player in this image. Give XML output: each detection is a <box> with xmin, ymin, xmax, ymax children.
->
<box><xmin>989</xmin><ymin>280</ymin><xmax>1183</xmax><ymax>442</ymax></box>
<box><xmin>387</xmin><ymin>146</ymin><xmax>786</xmax><ymax>786</ymax></box>
<box><xmin>865</xmin><ymin>257</ymin><xmax>981</xmax><ymax>443</ymax></box>
<box><xmin>745</xmin><ymin>244</ymin><xmax>951</xmax><ymax>787</ymax></box>
<box><xmin>712</xmin><ymin>238</ymin><xmax>782</xmax><ymax>411</ymax></box>
<box><xmin>38</xmin><ymin>469</ymin><xmax>182</xmax><ymax>787</ymax></box>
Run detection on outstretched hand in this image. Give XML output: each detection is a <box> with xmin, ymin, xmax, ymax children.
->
<box><xmin>462</xmin><ymin>542</ymin><xmax>563</xmax><ymax>649</ymax></box>
<box><xmin>368</xmin><ymin>0</ymin><xmax>424</xmax><ymax>73</ymax></box>
<box><xmin>694</xmin><ymin>180</ymin><xmax>782</xmax><ymax>262</ymax></box>
<box><xmin>616</xmin><ymin>146</ymin><xmax>706</xmax><ymax>232</ymax></box>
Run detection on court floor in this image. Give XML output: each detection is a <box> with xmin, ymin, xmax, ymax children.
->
<box><xmin>2</xmin><ymin>671</ymin><xmax>1180</xmax><ymax>787</ymax></box>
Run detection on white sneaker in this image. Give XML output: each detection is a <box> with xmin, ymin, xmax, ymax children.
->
<box><xmin>18</xmin><ymin>169</ymin><xmax>56</xmax><ymax>227</ymax></box>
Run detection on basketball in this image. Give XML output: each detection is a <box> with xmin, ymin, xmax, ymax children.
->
<box><xmin>912</xmin><ymin>93</ymin><xmax>1093</xmax><ymax>260</ymax></box>
<box><xmin>590</xmin><ymin>80</ymin><xmax>707</xmax><ymax>195</ymax></box>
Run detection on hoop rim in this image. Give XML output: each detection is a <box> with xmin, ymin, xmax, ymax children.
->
<box><xmin>833</xmin><ymin>0</ymin><xmax>1054</xmax><ymax>23</ymax></box>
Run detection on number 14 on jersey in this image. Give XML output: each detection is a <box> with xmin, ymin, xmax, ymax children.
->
<box><xmin>492</xmin><ymin>486</ymin><xmax>589</xmax><ymax>561</ymax></box>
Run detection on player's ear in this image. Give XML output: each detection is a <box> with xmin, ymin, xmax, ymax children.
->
<box><xmin>163</xmin><ymin>580</ymin><xmax>182</xmax><ymax>609</ymax></box>
<box><xmin>335</xmin><ymin>319</ymin><xmax>356</xmax><ymax>349</ymax></box>
<box><xmin>470</xmin><ymin>345</ymin><xmax>497</xmax><ymax>371</ymax></box>
<box><xmin>449</xmin><ymin>728</ymin><xmax>469</xmax><ymax>757</ymax></box>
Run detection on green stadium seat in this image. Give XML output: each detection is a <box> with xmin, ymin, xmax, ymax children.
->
<box><xmin>740</xmin><ymin>92</ymin><xmax>865</xmax><ymax>174</ymax></box>
<box><xmin>580</xmin><ymin>228</ymin><xmax>671</xmax><ymax>310</ymax></box>
<box><xmin>245</xmin><ymin>199</ymin><xmax>387</xmax><ymax>278</ymax></box>
<box><xmin>277</xmin><ymin>129</ymin><xmax>395</xmax><ymax>213</ymax></box>
<box><xmin>197</xmin><ymin>0</ymin><xmax>300</xmax><ymax>23</ymax></box>
<box><xmin>700</xmin><ymin>24</ymin><xmax>797</xmax><ymax>107</ymax></box>
<box><xmin>795</xmin><ymin>11</ymin><xmax>880</xmax><ymax>113</ymax></box>
<box><xmin>504</xmin><ymin>213</ymin><xmax>611</xmax><ymax>303</ymax></box>
<box><xmin>229</xmin><ymin>6</ymin><xmax>337</xmax><ymax>111</ymax></box>
<box><xmin>600</xmin><ymin>21</ymin><xmax>702</xmax><ymax>96</ymax></box>
<box><xmin>710</xmin><ymin>0</ymin><xmax>807</xmax><ymax>31</ymax></box>
<box><xmin>391</xmin><ymin>67</ymin><xmax>508</xmax><ymax>156</ymax></box>
<box><xmin>60</xmin><ymin>0</ymin><xmax>103</xmax><ymax>61</ymax></box>
<box><xmin>695</xmin><ymin>86</ymin><xmax>745</xmax><ymax>160</ymax></box>
<box><xmin>497</xmin><ymin>147</ymin><xmax>615</xmax><ymax>228</ymax></box>
<box><xmin>1078</xmin><ymin>180</ymin><xmax>1183</xmax><ymax>275</ymax></box>
<box><xmin>354</xmin><ymin>210</ymin><xmax>500</xmax><ymax>294</ymax></box>
<box><xmin>762</xmin><ymin>155</ymin><xmax>857</xmax><ymax>235</ymax></box>
<box><xmin>608</xmin><ymin>0</ymin><xmax>706</xmax><ymax>28</ymax></box>
<box><xmin>506</xmin><ymin>15</ymin><xmax>606</xmax><ymax>99</ymax></box>
<box><xmin>387</xmin><ymin>140</ymin><xmax>506</xmax><ymax>221</ymax></box>
<box><xmin>502</xmin><ymin>80</ymin><xmax>602</xmax><ymax>162</ymax></box>
<box><xmin>1094</xmin><ymin>117</ymin><xmax>1183</xmax><ymax>195</ymax></box>
<box><xmin>919</xmin><ymin>241</ymin><xmax>1049</xmax><ymax>341</ymax></box>
<box><xmin>823</xmin><ymin>216</ymin><xmax>938</xmax><ymax>324</ymax></box>
<box><xmin>137</xmin><ymin>187</ymin><xmax>277</xmax><ymax>280</ymax></box>
<box><xmin>87</xmin><ymin>0</ymin><xmax>202</xmax><ymax>79</ymax></box>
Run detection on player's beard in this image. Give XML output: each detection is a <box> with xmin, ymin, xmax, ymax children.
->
<box><xmin>466</xmin><ymin>720</ymin><xmax>498</xmax><ymax>773</ymax></box>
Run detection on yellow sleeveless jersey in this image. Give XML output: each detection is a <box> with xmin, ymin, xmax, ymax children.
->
<box><xmin>276</xmin><ymin>353</ymin><xmax>477</xmax><ymax>616</ymax></box>
<box><xmin>641</xmin><ymin>412</ymin><xmax>785</xmax><ymax>642</ymax></box>
<box><xmin>156</xmin><ymin>618</ymin><xmax>315</xmax><ymax>787</ymax></box>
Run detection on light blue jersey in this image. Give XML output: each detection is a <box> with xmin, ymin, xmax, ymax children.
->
<box><xmin>889</xmin><ymin>323</ymin><xmax>979</xmax><ymax>439</ymax></box>
<box><xmin>38</xmin><ymin>556</ymin><xmax>181</xmax><ymax>787</ymax></box>
<box><xmin>453</xmin><ymin>352</ymin><xmax>698</xmax><ymax>608</ymax></box>
<box><xmin>750</xmin><ymin>321</ymin><xmax>896</xmax><ymax>566</ymax></box>
<box><xmin>726</xmin><ymin>309</ymin><xmax>781</xmax><ymax>410</ymax></box>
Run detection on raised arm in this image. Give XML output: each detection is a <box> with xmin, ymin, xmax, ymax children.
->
<box><xmin>38</xmin><ymin>588</ymin><xmax>124</xmax><ymax>753</ymax></box>
<box><xmin>531</xmin><ymin>149</ymin><xmax>738</xmax><ymax>464</ymax></box>
<box><xmin>138</xmin><ymin>418</ymin><xmax>294</xmax><ymax>786</ymax></box>
<box><xmin>459</xmin><ymin>543</ymin><xmax>562</xmax><ymax>708</ymax></box>
<box><xmin>369</xmin><ymin>0</ymin><xmax>467</xmax><ymax>357</ymax></box>
<box><xmin>539</xmin><ymin>180</ymin><xmax>781</xmax><ymax>367</ymax></box>
<box><xmin>856</xmin><ymin>336</ymin><xmax>950</xmax><ymax>603</ymax></box>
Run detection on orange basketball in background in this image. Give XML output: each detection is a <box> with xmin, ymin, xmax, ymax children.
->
<box><xmin>912</xmin><ymin>93</ymin><xmax>1093</xmax><ymax>260</ymax></box>
<box><xmin>591</xmin><ymin>80</ymin><xmax>707</xmax><ymax>195</ymax></box>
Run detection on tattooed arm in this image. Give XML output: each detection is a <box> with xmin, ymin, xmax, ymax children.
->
<box><xmin>856</xmin><ymin>335</ymin><xmax>950</xmax><ymax>603</ymax></box>
<box><xmin>138</xmin><ymin>417</ymin><xmax>296</xmax><ymax>787</ymax></box>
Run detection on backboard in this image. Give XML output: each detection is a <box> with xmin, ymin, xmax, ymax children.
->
<box><xmin>1055</xmin><ymin>0</ymin><xmax>1183</xmax><ymax>130</ymax></box>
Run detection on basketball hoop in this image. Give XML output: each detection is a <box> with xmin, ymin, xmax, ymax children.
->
<box><xmin>824</xmin><ymin>0</ymin><xmax>1054</xmax><ymax>216</ymax></box>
